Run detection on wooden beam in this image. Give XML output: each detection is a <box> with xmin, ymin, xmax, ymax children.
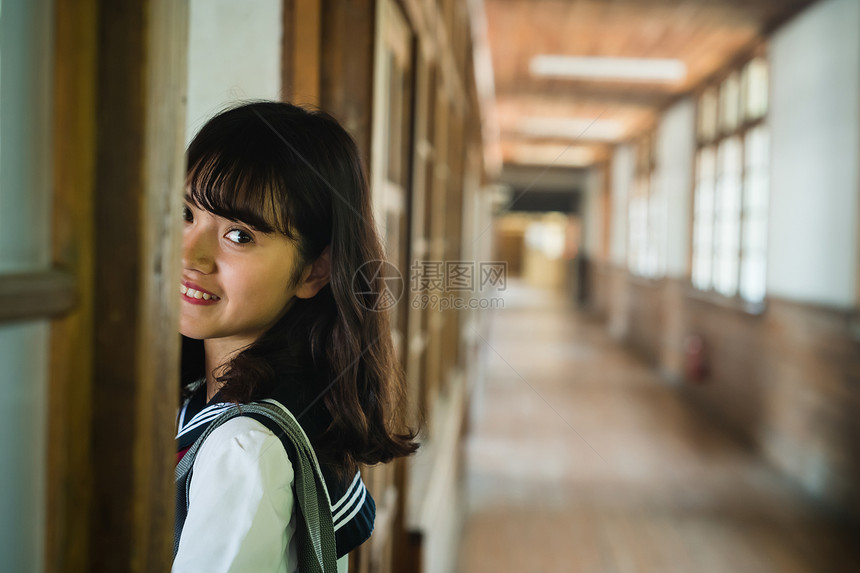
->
<box><xmin>0</xmin><ymin>270</ymin><xmax>76</xmax><ymax>322</ymax></box>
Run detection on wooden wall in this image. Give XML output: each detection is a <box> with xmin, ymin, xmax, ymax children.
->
<box><xmin>282</xmin><ymin>1</ymin><xmax>487</xmax><ymax>571</ymax></box>
<box><xmin>39</xmin><ymin>1</ymin><xmax>483</xmax><ymax>571</ymax></box>
<box><xmin>588</xmin><ymin>259</ymin><xmax>860</xmax><ymax>520</ymax></box>
<box><xmin>682</xmin><ymin>295</ymin><xmax>860</xmax><ymax>516</ymax></box>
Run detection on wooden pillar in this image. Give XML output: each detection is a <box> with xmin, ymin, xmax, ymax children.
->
<box><xmin>282</xmin><ymin>0</ymin><xmax>322</xmax><ymax>106</ymax></box>
<box><xmin>48</xmin><ymin>0</ymin><xmax>188</xmax><ymax>571</ymax></box>
<box><xmin>282</xmin><ymin>0</ymin><xmax>375</xmax><ymax>164</ymax></box>
<box><xmin>47</xmin><ymin>0</ymin><xmax>98</xmax><ymax>570</ymax></box>
<box><xmin>320</xmin><ymin>0</ymin><xmax>376</xmax><ymax>163</ymax></box>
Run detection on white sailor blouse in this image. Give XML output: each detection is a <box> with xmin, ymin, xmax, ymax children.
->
<box><xmin>173</xmin><ymin>385</ymin><xmax>375</xmax><ymax>572</ymax></box>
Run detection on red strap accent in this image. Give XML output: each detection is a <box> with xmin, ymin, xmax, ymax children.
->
<box><xmin>176</xmin><ymin>446</ymin><xmax>191</xmax><ymax>465</ymax></box>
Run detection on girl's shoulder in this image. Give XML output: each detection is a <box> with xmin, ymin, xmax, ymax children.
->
<box><xmin>184</xmin><ymin>396</ymin><xmax>376</xmax><ymax>559</ymax></box>
<box><xmin>194</xmin><ymin>415</ymin><xmax>296</xmax><ymax>488</ymax></box>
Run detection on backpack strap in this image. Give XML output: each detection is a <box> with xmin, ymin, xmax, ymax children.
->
<box><xmin>174</xmin><ymin>401</ymin><xmax>338</xmax><ymax>573</ymax></box>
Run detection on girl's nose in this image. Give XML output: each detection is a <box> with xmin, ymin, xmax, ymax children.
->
<box><xmin>182</xmin><ymin>227</ymin><xmax>216</xmax><ymax>274</ymax></box>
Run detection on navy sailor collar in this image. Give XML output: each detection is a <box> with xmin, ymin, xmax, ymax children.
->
<box><xmin>176</xmin><ymin>384</ymin><xmax>375</xmax><ymax>558</ymax></box>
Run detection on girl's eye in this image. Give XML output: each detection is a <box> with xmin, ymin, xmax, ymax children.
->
<box><xmin>182</xmin><ymin>205</ymin><xmax>193</xmax><ymax>223</ymax></box>
<box><xmin>225</xmin><ymin>229</ymin><xmax>253</xmax><ymax>244</ymax></box>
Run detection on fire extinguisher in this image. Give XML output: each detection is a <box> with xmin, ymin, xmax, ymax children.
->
<box><xmin>684</xmin><ymin>334</ymin><xmax>709</xmax><ymax>383</ymax></box>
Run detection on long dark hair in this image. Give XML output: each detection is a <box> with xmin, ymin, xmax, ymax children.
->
<box><xmin>181</xmin><ymin>101</ymin><xmax>417</xmax><ymax>473</ymax></box>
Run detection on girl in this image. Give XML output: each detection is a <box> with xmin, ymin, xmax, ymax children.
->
<box><xmin>173</xmin><ymin>101</ymin><xmax>417</xmax><ymax>572</ymax></box>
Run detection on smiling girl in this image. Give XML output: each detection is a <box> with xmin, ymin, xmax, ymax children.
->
<box><xmin>173</xmin><ymin>101</ymin><xmax>417</xmax><ymax>572</ymax></box>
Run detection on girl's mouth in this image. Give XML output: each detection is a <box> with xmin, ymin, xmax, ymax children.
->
<box><xmin>180</xmin><ymin>283</ymin><xmax>221</xmax><ymax>305</ymax></box>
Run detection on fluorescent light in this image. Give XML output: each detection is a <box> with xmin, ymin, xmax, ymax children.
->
<box><xmin>508</xmin><ymin>143</ymin><xmax>595</xmax><ymax>167</ymax></box>
<box><xmin>530</xmin><ymin>55</ymin><xmax>686</xmax><ymax>83</ymax></box>
<box><xmin>519</xmin><ymin>117</ymin><xmax>625</xmax><ymax>141</ymax></box>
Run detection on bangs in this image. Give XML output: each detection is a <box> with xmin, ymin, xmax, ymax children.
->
<box><xmin>186</xmin><ymin>149</ymin><xmax>297</xmax><ymax>240</ymax></box>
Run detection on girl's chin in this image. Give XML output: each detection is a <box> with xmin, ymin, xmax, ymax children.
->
<box><xmin>178</xmin><ymin>321</ymin><xmax>207</xmax><ymax>340</ymax></box>
<box><xmin>180</xmin><ymin>332</ymin><xmax>205</xmax><ymax>340</ymax></box>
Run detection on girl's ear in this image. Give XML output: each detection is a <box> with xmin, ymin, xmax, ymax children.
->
<box><xmin>295</xmin><ymin>245</ymin><xmax>331</xmax><ymax>299</ymax></box>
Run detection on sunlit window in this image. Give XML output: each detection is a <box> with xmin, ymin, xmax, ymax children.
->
<box><xmin>740</xmin><ymin>125</ymin><xmax>769</xmax><ymax>303</ymax></box>
<box><xmin>742</xmin><ymin>58</ymin><xmax>768</xmax><ymax>121</ymax></box>
<box><xmin>628</xmin><ymin>180</ymin><xmax>649</xmax><ymax>277</ymax></box>
<box><xmin>627</xmin><ymin>134</ymin><xmax>664</xmax><ymax>279</ymax></box>
<box><xmin>714</xmin><ymin>137</ymin><xmax>742</xmax><ymax>297</ymax></box>
<box><xmin>648</xmin><ymin>170</ymin><xmax>666</xmax><ymax>278</ymax></box>
<box><xmin>693</xmin><ymin>55</ymin><xmax>769</xmax><ymax>306</ymax></box>
<box><xmin>692</xmin><ymin>147</ymin><xmax>715</xmax><ymax>290</ymax></box>
<box><xmin>719</xmin><ymin>73</ymin><xmax>740</xmax><ymax>133</ymax></box>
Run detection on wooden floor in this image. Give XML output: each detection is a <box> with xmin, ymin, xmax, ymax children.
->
<box><xmin>456</xmin><ymin>282</ymin><xmax>860</xmax><ymax>573</ymax></box>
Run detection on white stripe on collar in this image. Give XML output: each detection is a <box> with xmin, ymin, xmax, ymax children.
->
<box><xmin>332</xmin><ymin>475</ymin><xmax>366</xmax><ymax>525</ymax></box>
<box><xmin>175</xmin><ymin>402</ymin><xmax>233</xmax><ymax>439</ymax></box>
<box><xmin>333</xmin><ymin>482</ymin><xmax>367</xmax><ymax>531</ymax></box>
<box><xmin>331</xmin><ymin>471</ymin><xmax>362</xmax><ymax>512</ymax></box>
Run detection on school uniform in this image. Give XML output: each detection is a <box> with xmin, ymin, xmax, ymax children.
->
<box><xmin>173</xmin><ymin>382</ymin><xmax>375</xmax><ymax>573</ymax></box>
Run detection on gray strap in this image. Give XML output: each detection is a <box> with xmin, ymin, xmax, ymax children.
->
<box><xmin>174</xmin><ymin>402</ymin><xmax>338</xmax><ymax>572</ymax></box>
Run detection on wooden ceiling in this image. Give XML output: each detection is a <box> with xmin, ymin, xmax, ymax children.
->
<box><xmin>482</xmin><ymin>0</ymin><xmax>818</xmax><ymax>168</ymax></box>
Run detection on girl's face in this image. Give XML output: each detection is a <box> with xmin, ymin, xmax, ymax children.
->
<box><xmin>179</xmin><ymin>199</ymin><xmax>302</xmax><ymax>348</ymax></box>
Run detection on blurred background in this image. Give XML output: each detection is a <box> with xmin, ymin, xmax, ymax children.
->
<box><xmin>1</xmin><ymin>0</ymin><xmax>859</xmax><ymax>571</ymax></box>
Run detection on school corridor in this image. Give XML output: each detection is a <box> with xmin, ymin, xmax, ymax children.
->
<box><xmin>3</xmin><ymin>0</ymin><xmax>860</xmax><ymax>571</ymax></box>
<box><xmin>457</xmin><ymin>281</ymin><xmax>860</xmax><ymax>573</ymax></box>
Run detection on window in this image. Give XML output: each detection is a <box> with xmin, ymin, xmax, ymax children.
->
<box><xmin>692</xmin><ymin>55</ymin><xmax>769</xmax><ymax>306</ymax></box>
<box><xmin>628</xmin><ymin>133</ymin><xmax>665</xmax><ymax>279</ymax></box>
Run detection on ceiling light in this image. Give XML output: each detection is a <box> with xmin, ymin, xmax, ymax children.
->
<box><xmin>508</xmin><ymin>144</ymin><xmax>595</xmax><ymax>167</ymax></box>
<box><xmin>519</xmin><ymin>117</ymin><xmax>625</xmax><ymax>141</ymax></box>
<box><xmin>530</xmin><ymin>55</ymin><xmax>686</xmax><ymax>83</ymax></box>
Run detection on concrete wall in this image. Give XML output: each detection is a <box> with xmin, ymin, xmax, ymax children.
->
<box><xmin>186</xmin><ymin>0</ymin><xmax>283</xmax><ymax>142</ymax></box>
<box><xmin>768</xmin><ymin>0</ymin><xmax>860</xmax><ymax>308</ymax></box>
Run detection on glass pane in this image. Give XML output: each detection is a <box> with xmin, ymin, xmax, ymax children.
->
<box><xmin>649</xmin><ymin>172</ymin><xmax>666</xmax><ymax>278</ymax></box>
<box><xmin>715</xmin><ymin>248</ymin><xmax>739</xmax><ymax>296</ymax></box>
<box><xmin>719</xmin><ymin>136</ymin><xmax>742</xmax><ymax>176</ymax></box>
<box><xmin>743</xmin><ymin>214</ymin><xmax>768</xmax><ymax>252</ymax></box>
<box><xmin>745</xmin><ymin>128</ymin><xmax>768</xmax><ymax>226</ymax></box>
<box><xmin>628</xmin><ymin>191</ymin><xmax>648</xmax><ymax>275</ymax></box>
<box><xmin>745</xmin><ymin>125</ymin><xmax>769</xmax><ymax>169</ymax></box>
<box><xmin>744</xmin><ymin>58</ymin><xmax>769</xmax><ymax>120</ymax></box>
<box><xmin>740</xmin><ymin>253</ymin><xmax>766</xmax><ymax>303</ymax></box>
<box><xmin>693</xmin><ymin>252</ymin><xmax>712</xmax><ymax>290</ymax></box>
<box><xmin>714</xmin><ymin>138</ymin><xmax>741</xmax><ymax>297</ymax></box>
<box><xmin>697</xmin><ymin>147</ymin><xmax>715</xmax><ymax>184</ymax></box>
<box><xmin>693</xmin><ymin>214</ymin><xmax>713</xmax><ymax>290</ymax></box>
<box><xmin>693</xmin><ymin>147</ymin><xmax>716</xmax><ymax>290</ymax></box>
<box><xmin>720</xmin><ymin>73</ymin><xmax>740</xmax><ymax>133</ymax></box>
<box><xmin>744</xmin><ymin>171</ymin><xmax>768</xmax><ymax>213</ymax></box>
<box><xmin>695</xmin><ymin>215</ymin><xmax>713</xmax><ymax>248</ymax></box>
<box><xmin>741</xmin><ymin>123</ymin><xmax>769</xmax><ymax>301</ymax></box>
